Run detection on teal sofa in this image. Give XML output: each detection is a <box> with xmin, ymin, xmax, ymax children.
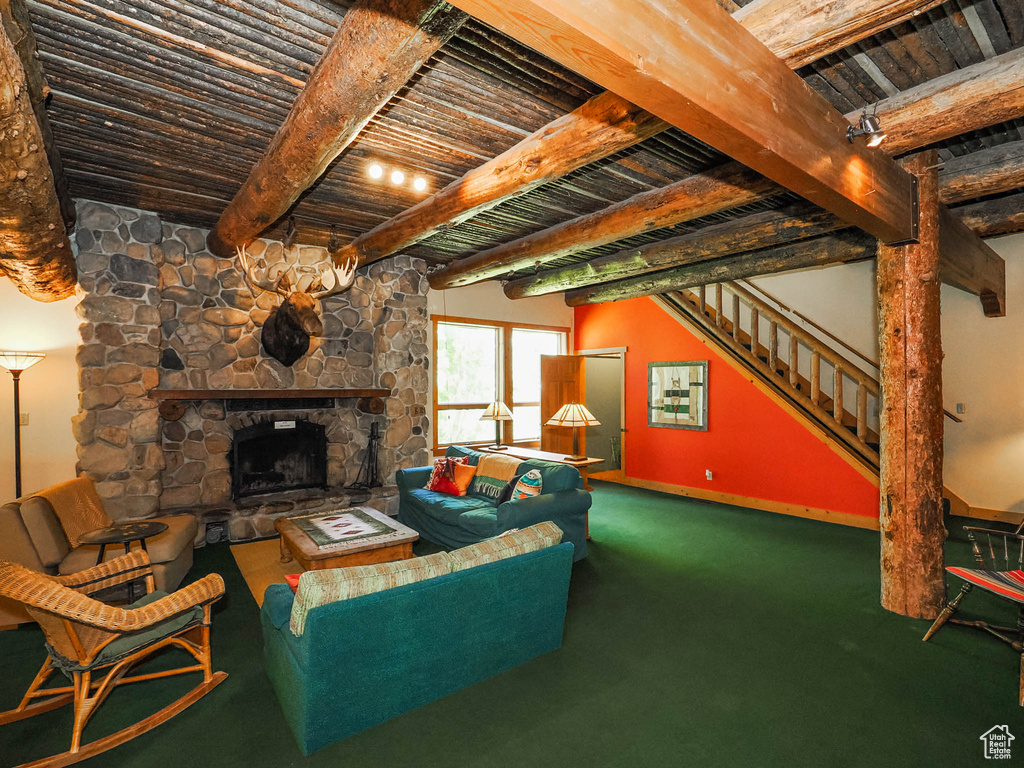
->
<box><xmin>261</xmin><ymin>540</ymin><xmax>574</xmax><ymax>754</ymax></box>
<box><xmin>396</xmin><ymin>445</ymin><xmax>591</xmax><ymax>561</ymax></box>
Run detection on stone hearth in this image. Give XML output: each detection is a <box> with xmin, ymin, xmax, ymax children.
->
<box><xmin>71</xmin><ymin>200</ymin><xmax>430</xmax><ymax>542</ymax></box>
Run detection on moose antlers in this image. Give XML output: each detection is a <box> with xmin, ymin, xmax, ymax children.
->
<box><xmin>235</xmin><ymin>242</ymin><xmax>356</xmax><ymax>301</ymax></box>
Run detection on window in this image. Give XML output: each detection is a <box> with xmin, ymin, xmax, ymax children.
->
<box><xmin>433</xmin><ymin>317</ymin><xmax>568</xmax><ymax>450</ymax></box>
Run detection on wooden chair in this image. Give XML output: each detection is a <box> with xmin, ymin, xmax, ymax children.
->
<box><xmin>0</xmin><ymin>549</ymin><xmax>227</xmax><ymax>767</ymax></box>
<box><xmin>923</xmin><ymin>523</ymin><xmax>1024</xmax><ymax>705</ymax></box>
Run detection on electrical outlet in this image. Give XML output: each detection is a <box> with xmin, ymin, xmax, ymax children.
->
<box><xmin>19</xmin><ymin>412</ymin><xmax>28</xmax><ymax>426</ymax></box>
<box><xmin>705</xmin><ymin>469</ymin><xmax>713</xmax><ymax>481</ymax></box>
<box><xmin>956</xmin><ymin>403</ymin><xmax>966</xmax><ymax>415</ymax></box>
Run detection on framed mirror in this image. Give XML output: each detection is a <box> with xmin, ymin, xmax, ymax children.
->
<box><xmin>648</xmin><ymin>360</ymin><xmax>708</xmax><ymax>431</ymax></box>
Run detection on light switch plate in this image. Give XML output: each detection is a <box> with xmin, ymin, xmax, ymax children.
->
<box><xmin>19</xmin><ymin>413</ymin><xmax>29</xmax><ymax>426</ymax></box>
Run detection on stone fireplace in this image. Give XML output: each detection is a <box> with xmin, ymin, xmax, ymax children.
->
<box><xmin>71</xmin><ymin>200</ymin><xmax>430</xmax><ymax>542</ymax></box>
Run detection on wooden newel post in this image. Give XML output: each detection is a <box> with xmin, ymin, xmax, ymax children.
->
<box><xmin>877</xmin><ymin>150</ymin><xmax>946</xmax><ymax>618</ymax></box>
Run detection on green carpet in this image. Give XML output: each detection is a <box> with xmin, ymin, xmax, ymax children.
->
<box><xmin>0</xmin><ymin>482</ymin><xmax>1018</xmax><ymax>767</ymax></box>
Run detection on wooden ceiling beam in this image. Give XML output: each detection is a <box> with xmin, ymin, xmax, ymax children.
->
<box><xmin>871</xmin><ymin>48</ymin><xmax>1024</xmax><ymax>156</ymax></box>
<box><xmin>0</xmin><ymin>0</ymin><xmax>76</xmax><ymax>301</ymax></box>
<box><xmin>337</xmin><ymin>0</ymin><xmax>938</xmax><ymax>271</ymax></box>
<box><xmin>430</xmin><ymin>41</ymin><xmax>1024</xmax><ymax>290</ymax></box>
<box><xmin>938</xmin><ymin>205</ymin><xmax>1005</xmax><ymax>317</ymax></box>
<box><xmin>952</xmin><ymin>191</ymin><xmax>1024</xmax><ymax>239</ymax></box>
<box><xmin>328</xmin><ymin>91</ymin><xmax>667</xmax><ymax>267</ymax></box>
<box><xmin>502</xmin><ymin>141</ymin><xmax>1018</xmax><ymax>299</ymax></box>
<box><xmin>565</xmin><ymin>234</ymin><xmax>877</xmax><ymax>306</ymax></box>
<box><xmin>441</xmin><ymin>0</ymin><xmax>917</xmax><ymax>245</ymax></box>
<box><xmin>939</xmin><ymin>139</ymin><xmax>1024</xmax><ymax>205</ymax></box>
<box><xmin>521</xmin><ymin>147</ymin><xmax>1012</xmax><ymax>305</ymax></box>
<box><xmin>734</xmin><ymin>0</ymin><xmax>946</xmax><ymax>70</ymax></box>
<box><xmin>505</xmin><ymin>204</ymin><xmax>846</xmax><ymax>300</ymax></box>
<box><xmin>206</xmin><ymin>0</ymin><xmax>468</xmax><ymax>258</ymax></box>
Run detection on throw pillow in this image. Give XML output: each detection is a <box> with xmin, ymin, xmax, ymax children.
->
<box><xmin>496</xmin><ymin>473</ymin><xmax>524</xmax><ymax>505</ymax></box>
<box><xmin>425</xmin><ymin>456</ymin><xmax>469</xmax><ymax>495</ymax></box>
<box><xmin>511</xmin><ymin>469</ymin><xmax>543</xmax><ymax>501</ymax></box>
<box><xmin>450</xmin><ymin>462</ymin><xmax>478</xmax><ymax>496</ymax></box>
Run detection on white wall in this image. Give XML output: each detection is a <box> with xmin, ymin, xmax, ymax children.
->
<box><xmin>750</xmin><ymin>233</ymin><xmax>1024</xmax><ymax>513</ymax></box>
<box><xmin>428</xmin><ymin>280</ymin><xmax>574</xmax><ymax>329</ymax></box>
<box><xmin>0</xmin><ymin>280</ymin><xmax>81</xmax><ymax>500</ymax></box>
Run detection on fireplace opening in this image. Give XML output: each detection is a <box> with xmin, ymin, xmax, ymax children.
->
<box><xmin>230</xmin><ymin>419</ymin><xmax>328</xmax><ymax>499</ymax></box>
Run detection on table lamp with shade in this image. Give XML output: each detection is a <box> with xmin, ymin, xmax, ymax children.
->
<box><xmin>0</xmin><ymin>352</ymin><xmax>45</xmax><ymax>497</ymax></box>
<box><xmin>479</xmin><ymin>401</ymin><xmax>513</xmax><ymax>450</ymax></box>
<box><xmin>545</xmin><ymin>402</ymin><xmax>600</xmax><ymax>462</ymax></box>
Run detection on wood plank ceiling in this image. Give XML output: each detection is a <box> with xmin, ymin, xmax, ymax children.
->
<box><xmin>25</xmin><ymin>0</ymin><xmax>1024</xmax><ymax>284</ymax></box>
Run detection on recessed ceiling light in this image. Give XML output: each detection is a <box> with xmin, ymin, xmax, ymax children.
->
<box><xmin>413</xmin><ymin>177</ymin><xmax>427</xmax><ymax>192</ymax></box>
<box><xmin>368</xmin><ymin>163</ymin><xmax>383</xmax><ymax>179</ymax></box>
<box><xmin>390</xmin><ymin>170</ymin><xmax>405</xmax><ymax>185</ymax></box>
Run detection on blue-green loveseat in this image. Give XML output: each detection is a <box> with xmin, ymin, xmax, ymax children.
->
<box><xmin>396</xmin><ymin>445</ymin><xmax>591</xmax><ymax>560</ymax></box>
<box><xmin>261</xmin><ymin>533</ymin><xmax>574</xmax><ymax>754</ymax></box>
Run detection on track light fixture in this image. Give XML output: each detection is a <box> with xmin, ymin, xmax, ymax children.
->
<box><xmin>847</xmin><ymin>110</ymin><xmax>886</xmax><ymax>148</ymax></box>
<box><xmin>366</xmin><ymin>161</ymin><xmax>429</xmax><ymax>193</ymax></box>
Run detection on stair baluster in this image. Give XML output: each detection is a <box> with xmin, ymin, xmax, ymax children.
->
<box><xmin>656</xmin><ymin>281</ymin><xmax>881</xmax><ymax>468</ymax></box>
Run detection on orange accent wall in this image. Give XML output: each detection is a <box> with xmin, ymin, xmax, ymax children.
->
<box><xmin>575</xmin><ymin>297</ymin><xmax>878</xmax><ymax>519</ymax></box>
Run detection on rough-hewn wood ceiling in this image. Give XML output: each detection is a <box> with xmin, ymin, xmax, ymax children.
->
<box><xmin>26</xmin><ymin>0</ymin><xmax>1024</xmax><ymax>275</ymax></box>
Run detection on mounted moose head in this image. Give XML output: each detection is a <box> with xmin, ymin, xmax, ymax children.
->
<box><xmin>236</xmin><ymin>244</ymin><xmax>356</xmax><ymax>367</ymax></box>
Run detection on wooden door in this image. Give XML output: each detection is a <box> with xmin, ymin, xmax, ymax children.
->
<box><xmin>540</xmin><ymin>355</ymin><xmax>583</xmax><ymax>455</ymax></box>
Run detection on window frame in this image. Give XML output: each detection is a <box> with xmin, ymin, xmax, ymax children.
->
<box><xmin>432</xmin><ymin>315</ymin><xmax>569</xmax><ymax>452</ymax></box>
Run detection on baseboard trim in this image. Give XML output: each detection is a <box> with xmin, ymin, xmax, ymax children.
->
<box><xmin>601</xmin><ymin>475</ymin><xmax>880</xmax><ymax>531</ymax></box>
<box><xmin>942</xmin><ymin>487</ymin><xmax>1020</xmax><ymax>526</ymax></box>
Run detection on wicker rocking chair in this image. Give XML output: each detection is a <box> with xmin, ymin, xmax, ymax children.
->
<box><xmin>0</xmin><ymin>549</ymin><xmax>227</xmax><ymax>767</ymax></box>
<box><xmin>923</xmin><ymin>523</ymin><xmax>1024</xmax><ymax>705</ymax></box>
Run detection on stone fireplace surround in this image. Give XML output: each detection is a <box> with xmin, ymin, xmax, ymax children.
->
<box><xmin>71</xmin><ymin>200</ymin><xmax>430</xmax><ymax>543</ymax></box>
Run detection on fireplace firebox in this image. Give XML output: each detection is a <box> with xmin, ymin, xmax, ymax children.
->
<box><xmin>230</xmin><ymin>419</ymin><xmax>328</xmax><ymax>499</ymax></box>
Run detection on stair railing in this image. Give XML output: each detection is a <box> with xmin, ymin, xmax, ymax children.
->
<box><xmin>660</xmin><ymin>281</ymin><xmax>880</xmax><ymax>467</ymax></box>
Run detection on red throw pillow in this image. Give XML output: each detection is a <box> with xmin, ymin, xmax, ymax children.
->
<box><xmin>285</xmin><ymin>574</ymin><xmax>301</xmax><ymax>593</ymax></box>
<box><xmin>426</xmin><ymin>456</ymin><xmax>470</xmax><ymax>495</ymax></box>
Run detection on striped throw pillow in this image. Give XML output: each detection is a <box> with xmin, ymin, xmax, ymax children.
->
<box><xmin>511</xmin><ymin>469</ymin><xmax>543</xmax><ymax>500</ymax></box>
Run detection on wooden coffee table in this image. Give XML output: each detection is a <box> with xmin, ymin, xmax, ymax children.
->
<box><xmin>274</xmin><ymin>506</ymin><xmax>419</xmax><ymax>571</ymax></box>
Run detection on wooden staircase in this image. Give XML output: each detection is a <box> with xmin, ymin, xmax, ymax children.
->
<box><xmin>655</xmin><ymin>281</ymin><xmax>881</xmax><ymax>470</ymax></box>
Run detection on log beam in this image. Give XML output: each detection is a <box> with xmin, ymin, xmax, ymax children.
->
<box><xmin>871</xmin><ymin>48</ymin><xmax>1024</xmax><ymax>156</ymax></box>
<box><xmin>938</xmin><ymin>205</ymin><xmax>1006</xmax><ymax>317</ymax></box>
<box><xmin>1</xmin><ymin>0</ymin><xmax>74</xmax><ymax>227</ymax></box>
<box><xmin>504</xmin><ymin>131</ymin><xmax>1011</xmax><ymax>306</ymax></box>
<box><xmin>442</xmin><ymin>0</ymin><xmax>917</xmax><ymax>244</ymax></box>
<box><xmin>732</xmin><ymin>0</ymin><xmax>946</xmax><ymax>70</ymax></box>
<box><xmin>430</xmin><ymin>51</ymin><xmax>1024</xmax><ymax>290</ymax></box>
<box><xmin>329</xmin><ymin>90</ymin><xmax>668</xmax><ymax>267</ymax></box>
<box><xmin>565</xmin><ymin>234</ymin><xmax>876</xmax><ymax>306</ymax></box>
<box><xmin>206</xmin><ymin>0</ymin><xmax>468</xmax><ymax>257</ymax></box>
<box><xmin>939</xmin><ymin>140</ymin><xmax>1024</xmax><ymax>205</ymax></box>
<box><xmin>0</xmin><ymin>0</ymin><xmax>75</xmax><ymax>301</ymax></box>
<box><xmin>953</xmin><ymin>191</ymin><xmax>1024</xmax><ymax>240</ymax></box>
<box><xmin>504</xmin><ymin>204</ymin><xmax>845</xmax><ymax>299</ymax></box>
<box><xmin>877</xmin><ymin>151</ymin><xmax>945</xmax><ymax>619</ymax></box>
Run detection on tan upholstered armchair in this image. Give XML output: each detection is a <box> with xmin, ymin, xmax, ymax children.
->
<box><xmin>0</xmin><ymin>550</ymin><xmax>226</xmax><ymax>767</ymax></box>
<box><xmin>0</xmin><ymin>477</ymin><xmax>199</xmax><ymax>627</ymax></box>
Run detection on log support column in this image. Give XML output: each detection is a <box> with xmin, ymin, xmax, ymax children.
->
<box><xmin>877</xmin><ymin>150</ymin><xmax>946</xmax><ymax>618</ymax></box>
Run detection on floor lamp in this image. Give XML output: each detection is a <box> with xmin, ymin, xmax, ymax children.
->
<box><xmin>0</xmin><ymin>352</ymin><xmax>45</xmax><ymax>498</ymax></box>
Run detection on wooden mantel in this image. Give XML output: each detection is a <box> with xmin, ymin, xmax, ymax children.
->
<box><xmin>149</xmin><ymin>388</ymin><xmax>391</xmax><ymax>421</ymax></box>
